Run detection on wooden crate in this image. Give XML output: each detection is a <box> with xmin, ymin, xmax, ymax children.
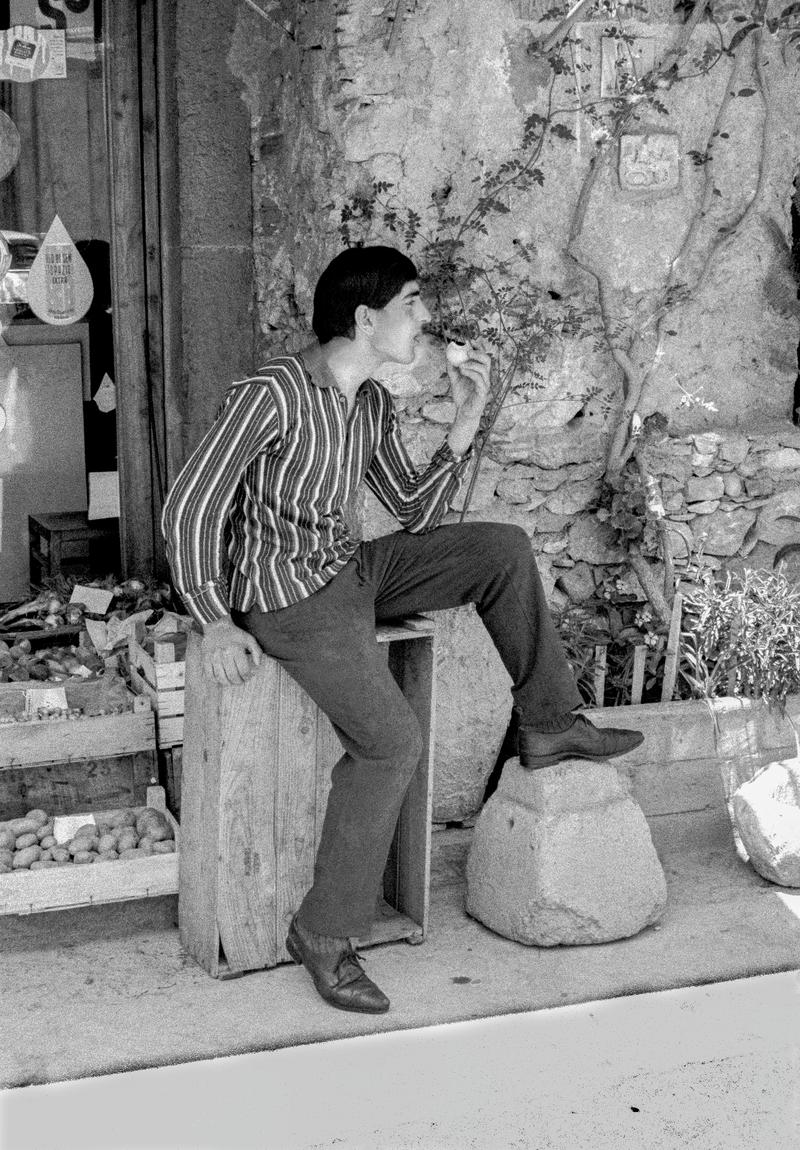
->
<box><xmin>0</xmin><ymin>678</ymin><xmax>157</xmax><ymax>819</ymax></box>
<box><xmin>0</xmin><ymin>785</ymin><xmax>178</xmax><ymax>915</ymax></box>
<box><xmin>179</xmin><ymin>618</ymin><xmax>436</xmax><ymax>977</ymax></box>
<box><xmin>28</xmin><ymin>511</ymin><xmax>120</xmax><ymax>588</ymax></box>
<box><xmin>128</xmin><ymin>630</ymin><xmax>187</xmax><ymax>749</ymax></box>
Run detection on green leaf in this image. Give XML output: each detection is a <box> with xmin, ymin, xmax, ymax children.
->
<box><xmin>736</xmin><ymin>87</ymin><xmax>757</xmax><ymax>96</ymax></box>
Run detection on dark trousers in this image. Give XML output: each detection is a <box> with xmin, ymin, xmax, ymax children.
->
<box><xmin>237</xmin><ymin>522</ymin><xmax>581</xmax><ymax>937</ymax></box>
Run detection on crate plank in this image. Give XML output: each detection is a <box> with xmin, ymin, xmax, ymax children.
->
<box><xmin>177</xmin><ymin>645</ymin><xmax>226</xmax><ymax>977</ymax></box>
<box><xmin>274</xmin><ymin>670</ymin><xmax>319</xmax><ymax>965</ymax></box>
<box><xmin>0</xmin><ymin>711</ymin><xmax>156</xmax><ymax>768</ymax></box>
<box><xmin>215</xmin><ymin>660</ymin><xmax>282</xmax><ymax>972</ymax></box>
<box><xmin>0</xmin><ymin>750</ymin><xmax>156</xmax><ymax>819</ymax></box>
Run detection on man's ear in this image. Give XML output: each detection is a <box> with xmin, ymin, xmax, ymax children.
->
<box><xmin>354</xmin><ymin>303</ymin><xmax>373</xmax><ymax>334</ymax></box>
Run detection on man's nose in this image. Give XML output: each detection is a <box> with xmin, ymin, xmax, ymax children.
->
<box><xmin>418</xmin><ymin>301</ymin><xmax>432</xmax><ymax>324</ymax></box>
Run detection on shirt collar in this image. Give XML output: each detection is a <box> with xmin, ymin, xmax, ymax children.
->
<box><xmin>298</xmin><ymin>342</ymin><xmax>339</xmax><ymax>389</ymax></box>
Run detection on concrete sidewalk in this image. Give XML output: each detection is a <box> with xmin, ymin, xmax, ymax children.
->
<box><xmin>1</xmin><ymin>796</ymin><xmax>799</xmax><ymax>1092</ymax></box>
<box><xmin>2</xmin><ymin>971</ymin><xmax>798</xmax><ymax>1148</ymax></box>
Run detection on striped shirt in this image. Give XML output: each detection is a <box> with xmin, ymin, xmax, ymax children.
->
<box><xmin>161</xmin><ymin>347</ymin><xmax>472</xmax><ymax>625</ymax></box>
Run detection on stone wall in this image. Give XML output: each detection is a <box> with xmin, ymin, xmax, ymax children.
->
<box><xmin>225</xmin><ymin>0</ymin><xmax>800</xmax><ymax>821</ymax></box>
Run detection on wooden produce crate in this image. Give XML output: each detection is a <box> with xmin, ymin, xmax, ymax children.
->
<box><xmin>179</xmin><ymin>617</ymin><xmax>436</xmax><ymax>977</ymax></box>
<box><xmin>128</xmin><ymin>630</ymin><xmax>187</xmax><ymax>750</ymax></box>
<box><xmin>0</xmin><ymin>677</ymin><xmax>158</xmax><ymax>819</ymax></box>
<box><xmin>0</xmin><ymin>785</ymin><xmax>178</xmax><ymax>915</ymax></box>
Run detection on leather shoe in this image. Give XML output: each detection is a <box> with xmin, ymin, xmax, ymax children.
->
<box><xmin>286</xmin><ymin>915</ymin><xmax>390</xmax><ymax>1014</ymax></box>
<box><xmin>518</xmin><ymin>713</ymin><xmax>644</xmax><ymax>770</ymax></box>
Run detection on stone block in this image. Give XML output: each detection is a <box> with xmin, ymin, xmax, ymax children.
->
<box><xmin>431</xmin><ymin>605</ymin><xmax>513</xmax><ymax>822</ymax></box>
<box><xmin>733</xmin><ymin>758</ymin><xmax>800</xmax><ymax>887</ymax></box>
<box><xmin>465</xmin><ymin>759</ymin><xmax>667</xmax><ymax>946</ymax></box>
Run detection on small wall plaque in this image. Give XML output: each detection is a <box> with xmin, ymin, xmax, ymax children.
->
<box><xmin>618</xmin><ymin>129</ymin><xmax>680</xmax><ymax>197</ymax></box>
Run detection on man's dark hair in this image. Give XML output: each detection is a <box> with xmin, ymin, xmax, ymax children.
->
<box><xmin>312</xmin><ymin>245</ymin><xmax>418</xmax><ymax>344</ymax></box>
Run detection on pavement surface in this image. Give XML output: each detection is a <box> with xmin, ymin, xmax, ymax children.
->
<box><xmin>2</xmin><ymin>970</ymin><xmax>797</xmax><ymax>1149</ymax></box>
<box><xmin>1</xmin><ymin>757</ymin><xmax>799</xmax><ymax>1147</ymax></box>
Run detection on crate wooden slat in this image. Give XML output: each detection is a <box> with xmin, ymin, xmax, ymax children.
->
<box><xmin>0</xmin><ymin>678</ymin><xmax>158</xmax><ymax>819</ymax></box>
<box><xmin>179</xmin><ymin>618</ymin><xmax>436</xmax><ymax>977</ymax></box>
<box><xmin>128</xmin><ymin>633</ymin><xmax>186</xmax><ymax>748</ymax></box>
<box><xmin>0</xmin><ymin>785</ymin><xmax>178</xmax><ymax>915</ymax></box>
<box><xmin>0</xmin><ymin>750</ymin><xmax>156</xmax><ymax>819</ymax></box>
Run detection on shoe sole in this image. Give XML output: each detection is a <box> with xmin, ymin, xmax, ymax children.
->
<box><xmin>523</xmin><ymin>735</ymin><xmax>645</xmax><ymax>770</ymax></box>
<box><xmin>285</xmin><ymin>930</ymin><xmax>391</xmax><ymax>1014</ymax></box>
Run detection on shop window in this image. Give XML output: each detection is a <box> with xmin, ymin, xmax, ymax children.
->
<box><xmin>0</xmin><ymin>0</ymin><xmax>118</xmax><ymax>599</ymax></box>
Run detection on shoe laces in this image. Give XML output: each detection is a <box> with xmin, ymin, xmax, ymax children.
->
<box><xmin>336</xmin><ymin>942</ymin><xmax>368</xmax><ymax>986</ymax></box>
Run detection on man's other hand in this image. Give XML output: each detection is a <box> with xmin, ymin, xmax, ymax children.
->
<box><xmin>201</xmin><ymin>617</ymin><xmax>262</xmax><ymax>685</ymax></box>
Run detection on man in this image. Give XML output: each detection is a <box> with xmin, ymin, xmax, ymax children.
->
<box><xmin>162</xmin><ymin>245</ymin><xmax>643</xmax><ymax>1015</ymax></box>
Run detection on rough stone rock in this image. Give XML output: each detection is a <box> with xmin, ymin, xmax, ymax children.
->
<box><xmin>745</xmin><ymin>473</ymin><xmax>776</xmax><ymax>498</ymax></box>
<box><xmin>431</xmin><ymin>605</ymin><xmax>513</xmax><ymax>823</ymax></box>
<box><xmin>450</xmin><ymin>459</ymin><xmax>505</xmax><ymax>512</ymax></box>
<box><xmin>691</xmin><ymin>506</ymin><xmax>756</xmax><ymax>557</ymax></box>
<box><xmin>763</xmin><ymin>448</ymin><xmax>800</xmax><ymax>472</ymax></box>
<box><xmin>733</xmin><ymin>758</ymin><xmax>800</xmax><ymax>887</ymax></box>
<box><xmin>465</xmin><ymin>759</ymin><xmax>667</xmax><ymax>946</ymax></box>
<box><xmin>567</xmin><ymin>516</ymin><xmax>626</xmax><ymax>564</ymax></box>
<box><xmin>685</xmin><ymin>473</ymin><xmax>724</xmax><ymax>503</ymax></box>
<box><xmin>487</xmin><ymin>424</ymin><xmax>605</xmax><ymax>468</ymax></box>
<box><xmin>545</xmin><ymin>478</ymin><xmax>602</xmax><ymax>516</ymax></box>
<box><xmin>555</xmin><ymin>561</ymin><xmax>596</xmax><ymax>602</ymax></box>
<box><xmin>718</xmin><ymin>432</ymin><xmax>750</xmax><ymax>465</ymax></box>
<box><xmin>756</xmin><ymin>489</ymin><xmax>800</xmax><ymax>546</ymax></box>
<box><xmin>723</xmin><ymin>472</ymin><xmax>745</xmax><ymax>498</ymax></box>
<box><xmin>686</xmin><ymin>499</ymin><xmax>720</xmax><ymax>515</ymax></box>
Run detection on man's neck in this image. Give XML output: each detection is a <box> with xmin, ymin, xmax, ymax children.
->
<box><xmin>319</xmin><ymin>338</ymin><xmax>379</xmax><ymax>398</ymax></box>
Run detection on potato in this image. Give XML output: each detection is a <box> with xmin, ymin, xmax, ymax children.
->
<box><xmin>68</xmin><ymin>836</ymin><xmax>99</xmax><ymax>856</ymax></box>
<box><xmin>106</xmin><ymin>810</ymin><xmax>137</xmax><ymax>829</ymax></box>
<box><xmin>36</xmin><ymin>823</ymin><xmax>55</xmax><ymax>842</ymax></box>
<box><xmin>14</xmin><ymin>832</ymin><xmax>39</xmax><ymax>850</ymax></box>
<box><xmin>152</xmin><ymin>840</ymin><xmax>176</xmax><ymax>855</ymax></box>
<box><xmin>74</xmin><ymin>822</ymin><xmax>98</xmax><ymax>837</ymax></box>
<box><xmin>0</xmin><ymin>861</ymin><xmax>11</xmax><ymax>873</ymax></box>
<box><xmin>24</xmin><ymin>809</ymin><xmax>49</xmax><ymax>827</ymax></box>
<box><xmin>50</xmin><ymin>847</ymin><xmax>71</xmax><ymax>864</ymax></box>
<box><xmin>39</xmin><ymin>847</ymin><xmax>53</xmax><ymax>861</ymax></box>
<box><xmin>136</xmin><ymin>809</ymin><xmax>170</xmax><ymax>834</ymax></box>
<box><xmin>39</xmin><ymin>834</ymin><xmax>56</xmax><ymax>850</ymax></box>
<box><xmin>0</xmin><ymin>848</ymin><xmax>13</xmax><ymax>867</ymax></box>
<box><xmin>118</xmin><ymin>847</ymin><xmax>142</xmax><ymax>860</ymax></box>
<box><xmin>137</xmin><ymin>839</ymin><xmax>154</xmax><ymax>856</ymax></box>
<box><xmin>116</xmin><ymin>830</ymin><xmax>138</xmax><ymax>852</ymax></box>
<box><xmin>0</xmin><ymin>829</ymin><xmax>16</xmax><ymax>852</ymax></box>
<box><xmin>72</xmin><ymin>851</ymin><xmax>96</xmax><ymax>864</ymax></box>
<box><xmin>97</xmin><ymin>849</ymin><xmax>119</xmax><ymax>862</ymax></box>
<box><xmin>12</xmin><ymin>845</ymin><xmax>41</xmax><ymax>868</ymax></box>
<box><xmin>30</xmin><ymin>859</ymin><xmax>59</xmax><ymax>869</ymax></box>
<box><xmin>97</xmin><ymin>834</ymin><xmax>117</xmax><ymax>853</ymax></box>
<box><xmin>9</xmin><ymin>818</ymin><xmax>39</xmax><ymax>837</ymax></box>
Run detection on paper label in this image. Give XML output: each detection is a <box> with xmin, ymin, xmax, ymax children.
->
<box><xmin>93</xmin><ymin>373</ymin><xmax>116</xmax><ymax>413</ymax></box>
<box><xmin>88</xmin><ymin>471</ymin><xmax>120</xmax><ymax>520</ymax></box>
<box><xmin>0</xmin><ymin>27</ymin><xmax>66</xmax><ymax>81</ymax></box>
<box><xmin>53</xmin><ymin>812</ymin><xmax>95</xmax><ymax>846</ymax></box>
<box><xmin>24</xmin><ymin>685</ymin><xmax>68</xmax><ymax>716</ymax></box>
<box><xmin>70</xmin><ymin>584</ymin><xmax>114</xmax><ymax>615</ymax></box>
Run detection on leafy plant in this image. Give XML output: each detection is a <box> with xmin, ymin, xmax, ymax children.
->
<box><xmin>680</xmin><ymin>565</ymin><xmax>800</xmax><ymax>708</ymax></box>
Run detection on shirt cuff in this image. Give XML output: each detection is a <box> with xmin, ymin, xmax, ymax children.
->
<box><xmin>178</xmin><ymin>578</ymin><xmax>231</xmax><ymax>628</ymax></box>
<box><xmin>433</xmin><ymin>439</ymin><xmax>474</xmax><ymax>467</ymax></box>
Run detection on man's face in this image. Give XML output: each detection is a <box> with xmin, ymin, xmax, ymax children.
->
<box><xmin>366</xmin><ymin>281</ymin><xmax>431</xmax><ymax>365</ymax></box>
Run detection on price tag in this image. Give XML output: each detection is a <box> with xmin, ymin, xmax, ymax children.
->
<box><xmin>52</xmin><ymin>812</ymin><xmax>95</xmax><ymax>846</ymax></box>
<box><xmin>24</xmin><ymin>685</ymin><xmax>68</xmax><ymax>716</ymax></box>
<box><xmin>70</xmin><ymin>584</ymin><xmax>114</xmax><ymax>615</ymax></box>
